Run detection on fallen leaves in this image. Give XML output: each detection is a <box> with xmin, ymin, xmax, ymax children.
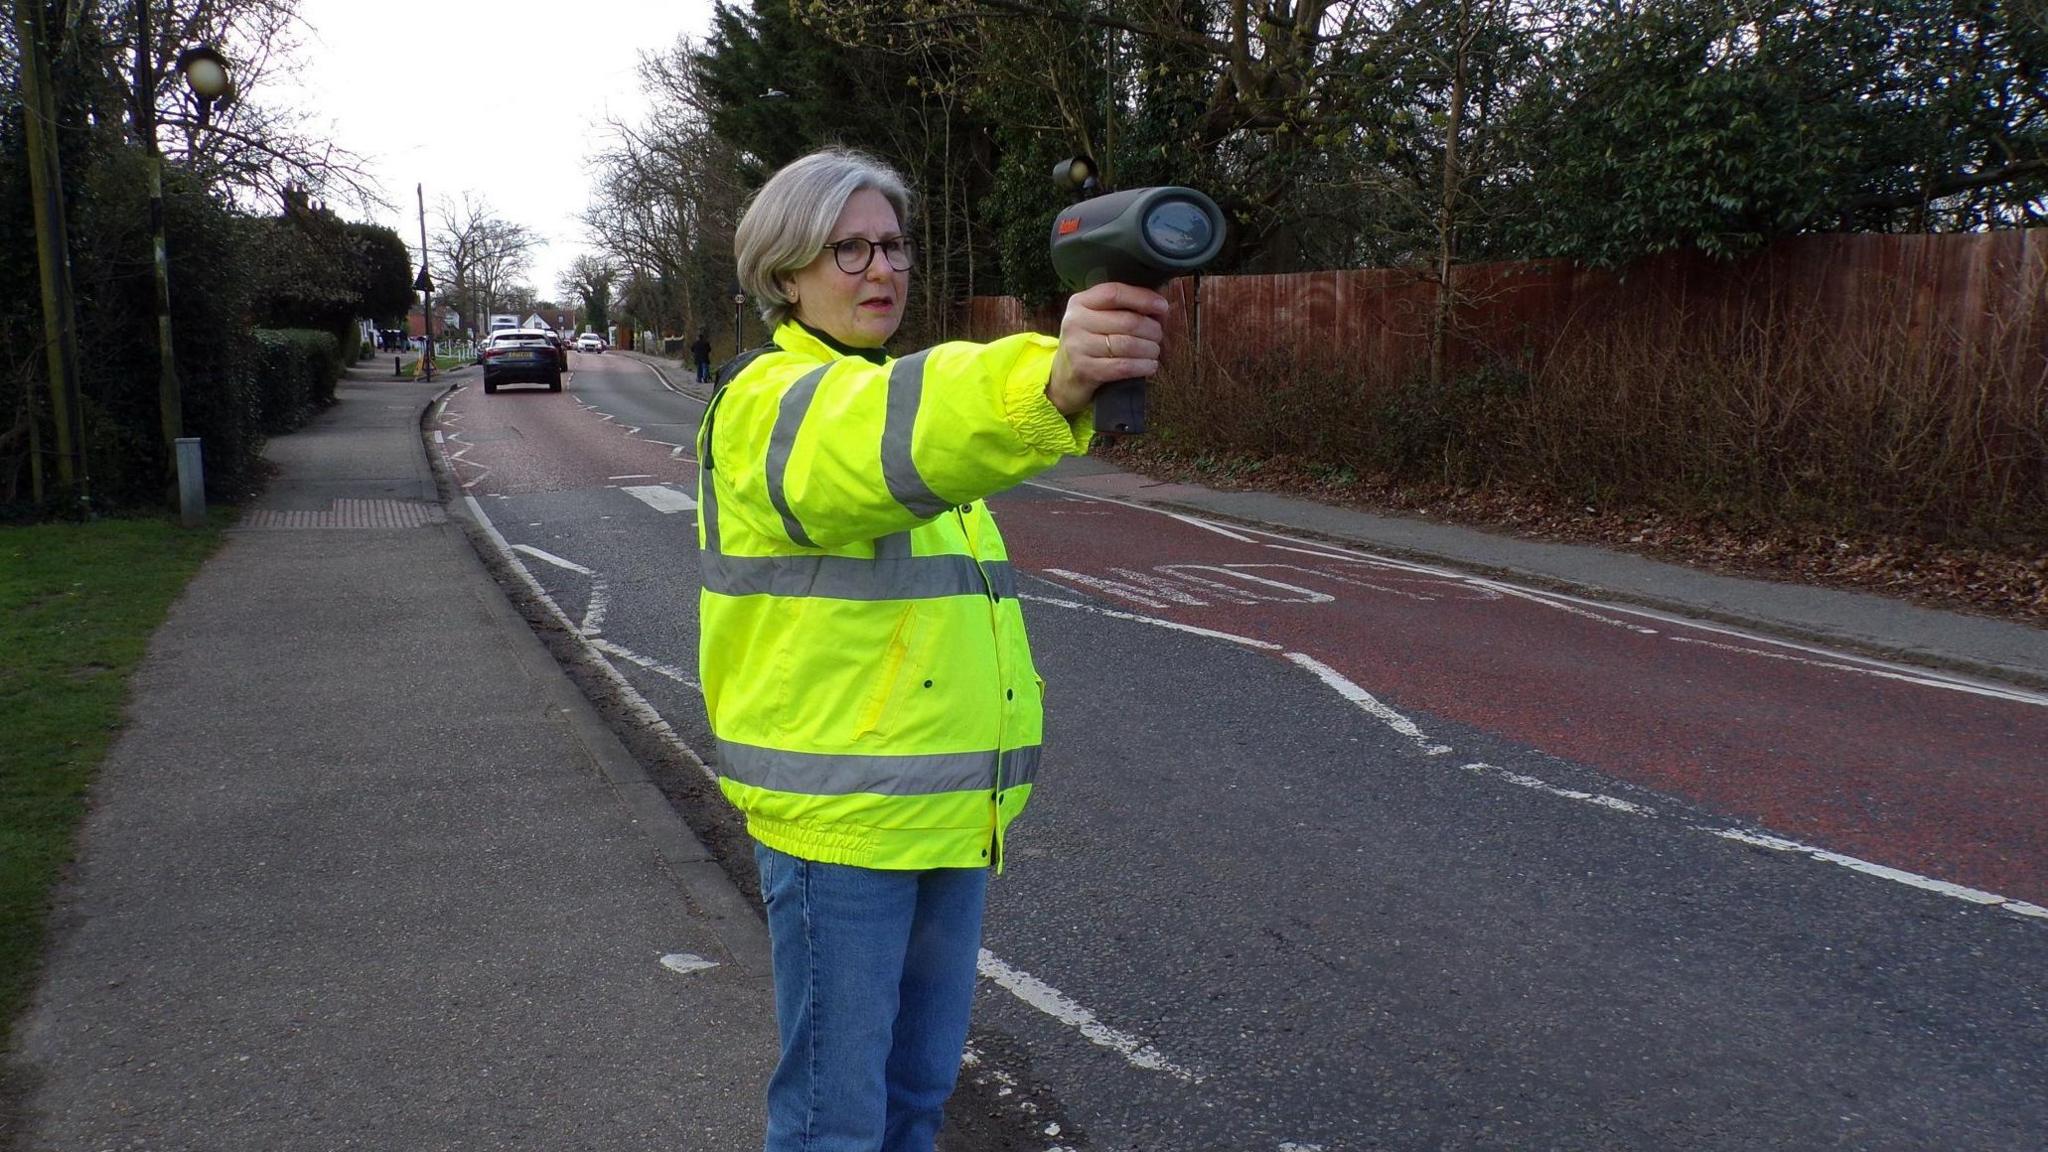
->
<box><xmin>1096</xmin><ymin>440</ymin><xmax>2048</xmax><ymax>626</ymax></box>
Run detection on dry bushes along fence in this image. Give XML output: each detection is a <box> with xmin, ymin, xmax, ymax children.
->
<box><xmin>966</xmin><ymin>232</ymin><xmax>2048</xmax><ymax>548</ymax></box>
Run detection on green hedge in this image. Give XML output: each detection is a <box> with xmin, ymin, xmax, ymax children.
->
<box><xmin>248</xmin><ymin>328</ymin><xmax>343</xmax><ymax>434</ymax></box>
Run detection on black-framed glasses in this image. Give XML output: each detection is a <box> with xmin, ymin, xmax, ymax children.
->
<box><xmin>824</xmin><ymin>236</ymin><xmax>916</xmax><ymax>275</ymax></box>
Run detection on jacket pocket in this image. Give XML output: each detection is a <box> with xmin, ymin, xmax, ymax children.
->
<box><xmin>851</xmin><ymin>603</ymin><xmax>924</xmax><ymax>741</ymax></box>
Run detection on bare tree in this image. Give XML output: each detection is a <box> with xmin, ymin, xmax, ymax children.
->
<box><xmin>433</xmin><ymin>193</ymin><xmax>537</xmax><ymax>335</ymax></box>
<box><xmin>72</xmin><ymin>0</ymin><xmax>385</xmax><ymax>210</ymax></box>
<box><xmin>583</xmin><ymin>37</ymin><xmax>750</xmax><ymax>345</ymax></box>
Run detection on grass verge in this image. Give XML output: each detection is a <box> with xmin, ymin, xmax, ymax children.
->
<box><xmin>0</xmin><ymin>515</ymin><xmax>223</xmax><ymax>1053</ymax></box>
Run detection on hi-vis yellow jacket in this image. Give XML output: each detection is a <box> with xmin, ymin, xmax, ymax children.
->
<box><xmin>695</xmin><ymin>320</ymin><xmax>1093</xmax><ymax>870</ymax></box>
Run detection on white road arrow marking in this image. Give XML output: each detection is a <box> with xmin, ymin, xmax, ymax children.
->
<box><xmin>621</xmin><ymin>484</ymin><xmax>697</xmax><ymax>514</ymax></box>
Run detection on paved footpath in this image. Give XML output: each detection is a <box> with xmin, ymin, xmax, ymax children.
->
<box><xmin>10</xmin><ymin>366</ymin><xmax>775</xmax><ymax>1151</ymax></box>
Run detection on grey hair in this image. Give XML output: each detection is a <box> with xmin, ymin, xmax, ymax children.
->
<box><xmin>734</xmin><ymin>148</ymin><xmax>913</xmax><ymax>329</ymax></box>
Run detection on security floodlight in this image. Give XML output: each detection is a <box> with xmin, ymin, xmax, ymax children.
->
<box><xmin>1052</xmin><ymin>156</ymin><xmax>1097</xmax><ymax>195</ymax></box>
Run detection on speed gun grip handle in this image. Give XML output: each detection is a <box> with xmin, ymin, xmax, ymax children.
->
<box><xmin>1093</xmin><ymin>379</ymin><xmax>1147</xmax><ymax>436</ymax></box>
<box><xmin>1084</xmin><ymin>268</ymin><xmax>1163</xmax><ymax>438</ymax></box>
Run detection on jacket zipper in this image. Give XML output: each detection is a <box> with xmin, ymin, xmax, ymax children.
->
<box><xmin>959</xmin><ymin>504</ymin><xmax>1006</xmax><ymax>871</ymax></box>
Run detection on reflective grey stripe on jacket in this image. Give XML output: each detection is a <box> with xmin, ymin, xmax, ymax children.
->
<box><xmin>705</xmin><ymin>348</ymin><xmax>1014</xmax><ymax>600</ymax></box>
<box><xmin>717</xmin><ymin>740</ymin><xmax>1041</xmax><ymax>795</ymax></box>
<box><xmin>760</xmin><ymin>352</ymin><xmax>953</xmax><ymax>549</ymax></box>
<box><xmin>881</xmin><ymin>350</ymin><xmax>951</xmax><ymax>518</ymax></box>
<box><xmin>764</xmin><ymin>364</ymin><xmax>830</xmax><ymax>547</ymax></box>
<box><xmin>700</xmin><ymin>552</ymin><xmax>1015</xmax><ymax>601</ymax></box>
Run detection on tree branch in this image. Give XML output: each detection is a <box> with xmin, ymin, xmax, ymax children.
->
<box><xmin>1842</xmin><ymin>158</ymin><xmax>2048</xmax><ymax>214</ymax></box>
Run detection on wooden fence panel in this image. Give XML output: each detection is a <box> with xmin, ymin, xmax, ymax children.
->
<box><xmin>963</xmin><ymin>231</ymin><xmax>2048</xmax><ymax>392</ymax></box>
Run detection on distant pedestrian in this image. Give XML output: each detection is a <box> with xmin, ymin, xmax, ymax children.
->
<box><xmin>690</xmin><ymin>330</ymin><xmax>713</xmax><ymax>383</ymax></box>
<box><xmin>696</xmin><ymin>147</ymin><xmax>1167</xmax><ymax>1152</ymax></box>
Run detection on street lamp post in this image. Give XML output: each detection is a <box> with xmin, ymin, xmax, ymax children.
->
<box><xmin>135</xmin><ymin>0</ymin><xmax>231</xmax><ymax>509</ymax></box>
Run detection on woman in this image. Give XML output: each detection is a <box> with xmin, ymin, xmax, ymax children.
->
<box><xmin>695</xmin><ymin>147</ymin><xmax>1168</xmax><ymax>1152</ymax></box>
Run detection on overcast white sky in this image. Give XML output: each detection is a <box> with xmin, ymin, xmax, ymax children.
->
<box><xmin>276</xmin><ymin>0</ymin><xmax>720</xmax><ymax>307</ymax></box>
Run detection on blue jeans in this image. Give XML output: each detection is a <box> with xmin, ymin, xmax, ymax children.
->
<box><xmin>754</xmin><ymin>842</ymin><xmax>989</xmax><ymax>1152</ymax></box>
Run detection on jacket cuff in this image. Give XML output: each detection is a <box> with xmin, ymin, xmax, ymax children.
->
<box><xmin>1003</xmin><ymin>335</ymin><xmax>1094</xmax><ymax>456</ymax></box>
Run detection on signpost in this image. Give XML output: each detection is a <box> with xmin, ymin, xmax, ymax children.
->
<box><xmin>415</xmin><ymin>184</ymin><xmax>435</xmax><ymax>382</ymax></box>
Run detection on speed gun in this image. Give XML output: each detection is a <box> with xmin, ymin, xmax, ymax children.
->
<box><xmin>1048</xmin><ymin>159</ymin><xmax>1225</xmax><ymax>435</ymax></box>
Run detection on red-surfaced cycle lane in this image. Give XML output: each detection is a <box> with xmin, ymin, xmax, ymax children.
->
<box><xmin>992</xmin><ymin>487</ymin><xmax>2048</xmax><ymax>913</ymax></box>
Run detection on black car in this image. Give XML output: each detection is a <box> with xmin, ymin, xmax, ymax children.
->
<box><xmin>481</xmin><ymin>330</ymin><xmax>563</xmax><ymax>394</ymax></box>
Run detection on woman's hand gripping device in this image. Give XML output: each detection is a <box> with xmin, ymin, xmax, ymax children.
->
<box><xmin>1048</xmin><ymin>157</ymin><xmax>1225</xmax><ymax>435</ymax></box>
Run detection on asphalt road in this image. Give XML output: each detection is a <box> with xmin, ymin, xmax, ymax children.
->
<box><xmin>433</xmin><ymin>351</ymin><xmax>2048</xmax><ymax>1151</ymax></box>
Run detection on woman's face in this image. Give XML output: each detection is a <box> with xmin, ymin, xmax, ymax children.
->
<box><xmin>783</xmin><ymin>188</ymin><xmax>908</xmax><ymax>349</ymax></box>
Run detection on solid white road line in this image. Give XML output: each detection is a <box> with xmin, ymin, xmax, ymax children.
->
<box><xmin>1669</xmin><ymin>634</ymin><xmax>2048</xmax><ymax>705</ymax></box>
<box><xmin>1158</xmin><ymin>563</ymin><xmax>1336</xmax><ymax>603</ymax></box>
<box><xmin>1466</xmin><ymin>576</ymin><xmax>1660</xmax><ymax>634</ymax></box>
<box><xmin>1244</xmin><ymin>528</ymin><xmax>2047</xmax><ymax>704</ymax></box>
<box><xmin>977</xmin><ymin>949</ymin><xmax>1203</xmax><ymax>1083</ymax></box>
<box><xmin>464</xmin><ymin>496</ymin><xmax>715</xmax><ymax>783</ymax></box>
<box><xmin>1285</xmin><ymin>652</ymin><xmax>1455</xmax><ymax>756</ymax></box>
<box><xmin>591</xmin><ymin>639</ymin><xmax>699</xmax><ymax>688</ymax></box>
<box><xmin>506</xmin><ymin>545</ymin><xmax>608</xmax><ymax>634</ymax></box>
<box><xmin>1164</xmin><ymin>511</ymin><xmax>1256</xmax><ymax>542</ymax></box>
<box><xmin>1708</xmin><ymin>829</ymin><xmax>2048</xmax><ymax>920</ymax></box>
<box><xmin>1463</xmin><ymin>762</ymin><xmax>1656</xmax><ymax>816</ymax></box>
<box><xmin>511</xmin><ymin>544</ymin><xmax>595</xmax><ymax>576</ymax></box>
<box><xmin>634</xmin><ymin>355</ymin><xmax>696</xmax><ymax>398</ymax></box>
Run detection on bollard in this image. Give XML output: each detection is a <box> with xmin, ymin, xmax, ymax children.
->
<box><xmin>394</xmin><ymin>356</ymin><xmax>402</xmax><ymax>376</ymax></box>
<box><xmin>175</xmin><ymin>437</ymin><xmax>205</xmax><ymax>528</ymax></box>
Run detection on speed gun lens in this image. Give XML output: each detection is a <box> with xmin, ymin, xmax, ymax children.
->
<box><xmin>1143</xmin><ymin>200</ymin><xmax>1214</xmax><ymax>259</ymax></box>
